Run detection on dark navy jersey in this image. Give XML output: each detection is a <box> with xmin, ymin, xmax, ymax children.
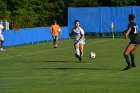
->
<box><xmin>128</xmin><ymin>22</ymin><xmax>138</xmax><ymax>35</ymax></box>
<box><xmin>128</xmin><ymin>22</ymin><xmax>140</xmax><ymax>45</ymax></box>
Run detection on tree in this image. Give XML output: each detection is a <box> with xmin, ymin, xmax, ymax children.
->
<box><xmin>0</xmin><ymin>0</ymin><xmax>139</xmax><ymax>28</ymax></box>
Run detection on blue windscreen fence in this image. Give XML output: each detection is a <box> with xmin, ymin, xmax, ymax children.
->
<box><xmin>3</xmin><ymin>27</ymin><xmax>69</xmax><ymax>47</ymax></box>
<box><xmin>68</xmin><ymin>6</ymin><xmax>140</xmax><ymax>33</ymax></box>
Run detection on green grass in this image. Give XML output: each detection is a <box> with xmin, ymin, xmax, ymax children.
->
<box><xmin>0</xmin><ymin>38</ymin><xmax>140</xmax><ymax>93</ymax></box>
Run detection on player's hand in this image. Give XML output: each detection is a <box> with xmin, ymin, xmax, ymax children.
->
<box><xmin>123</xmin><ymin>30</ymin><xmax>127</xmax><ymax>36</ymax></box>
<box><xmin>74</xmin><ymin>40</ymin><xmax>79</xmax><ymax>44</ymax></box>
<box><xmin>124</xmin><ymin>35</ymin><xmax>128</xmax><ymax>39</ymax></box>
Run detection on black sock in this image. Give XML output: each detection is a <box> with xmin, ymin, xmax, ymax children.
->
<box><xmin>130</xmin><ymin>54</ymin><xmax>135</xmax><ymax>66</ymax></box>
<box><xmin>124</xmin><ymin>54</ymin><xmax>130</xmax><ymax>67</ymax></box>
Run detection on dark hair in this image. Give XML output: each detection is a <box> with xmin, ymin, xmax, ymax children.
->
<box><xmin>129</xmin><ymin>14</ymin><xmax>135</xmax><ymax>21</ymax></box>
<box><xmin>54</xmin><ymin>21</ymin><xmax>57</xmax><ymax>23</ymax></box>
<box><xmin>74</xmin><ymin>20</ymin><xmax>80</xmax><ymax>24</ymax></box>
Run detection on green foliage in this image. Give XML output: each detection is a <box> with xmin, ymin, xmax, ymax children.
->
<box><xmin>0</xmin><ymin>0</ymin><xmax>139</xmax><ymax>28</ymax></box>
<box><xmin>111</xmin><ymin>0</ymin><xmax>138</xmax><ymax>6</ymax></box>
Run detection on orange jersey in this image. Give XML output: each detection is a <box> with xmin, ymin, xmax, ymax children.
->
<box><xmin>50</xmin><ymin>24</ymin><xmax>60</xmax><ymax>36</ymax></box>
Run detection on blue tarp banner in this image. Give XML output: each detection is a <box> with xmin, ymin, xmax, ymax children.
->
<box><xmin>68</xmin><ymin>6</ymin><xmax>140</xmax><ymax>33</ymax></box>
<box><xmin>3</xmin><ymin>27</ymin><xmax>69</xmax><ymax>47</ymax></box>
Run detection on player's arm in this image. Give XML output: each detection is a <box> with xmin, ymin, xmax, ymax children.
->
<box><xmin>60</xmin><ymin>29</ymin><xmax>62</xmax><ymax>36</ymax></box>
<box><xmin>59</xmin><ymin>26</ymin><xmax>62</xmax><ymax>36</ymax></box>
<box><xmin>71</xmin><ymin>28</ymin><xmax>74</xmax><ymax>35</ymax></box>
<box><xmin>79</xmin><ymin>28</ymin><xmax>85</xmax><ymax>40</ymax></box>
<box><xmin>81</xmin><ymin>34</ymin><xmax>85</xmax><ymax>39</ymax></box>
<box><xmin>125</xmin><ymin>27</ymin><xmax>131</xmax><ymax>39</ymax></box>
<box><xmin>50</xmin><ymin>26</ymin><xmax>53</xmax><ymax>33</ymax></box>
<box><xmin>79</xmin><ymin>34</ymin><xmax>85</xmax><ymax>41</ymax></box>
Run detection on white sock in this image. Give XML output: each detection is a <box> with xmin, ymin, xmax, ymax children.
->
<box><xmin>54</xmin><ymin>45</ymin><xmax>57</xmax><ymax>47</ymax></box>
<box><xmin>75</xmin><ymin>48</ymin><xmax>80</xmax><ymax>56</ymax></box>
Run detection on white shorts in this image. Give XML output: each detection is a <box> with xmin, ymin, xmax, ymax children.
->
<box><xmin>74</xmin><ymin>38</ymin><xmax>85</xmax><ymax>44</ymax></box>
<box><xmin>0</xmin><ymin>34</ymin><xmax>4</xmax><ymax>41</ymax></box>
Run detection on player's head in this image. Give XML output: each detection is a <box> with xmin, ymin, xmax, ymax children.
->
<box><xmin>54</xmin><ymin>21</ymin><xmax>57</xmax><ymax>24</ymax></box>
<box><xmin>74</xmin><ymin>20</ymin><xmax>80</xmax><ymax>28</ymax></box>
<box><xmin>128</xmin><ymin>14</ymin><xmax>135</xmax><ymax>22</ymax></box>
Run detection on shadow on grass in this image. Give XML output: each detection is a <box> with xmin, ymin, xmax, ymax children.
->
<box><xmin>41</xmin><ymin>60</ymin><xmax>82</xmax><ymax>63</ymax></box>
<box><xmin>42</xmin><ymin>60</ymin><xmax>73</xmax><ymax>62</ymax></box>
<box><xmin>38</xmin><ymin>67</ymin><xmax>115</xmax><ymax>71</ymax></box>
<box><xmin>39</xmin><ymin>61</ymin><xmax>120</xmax><ymax>71</ymax></box>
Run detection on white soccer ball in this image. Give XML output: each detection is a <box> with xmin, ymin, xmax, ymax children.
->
<box><xmin>58</xmin><ymin>29</ymin><xmax>61</xmax><ymax>32</ymax></box>
<box><xmin>89</xmin><ymin>52</ymin><xmax>96</xmax><ymax>59</ymax></box>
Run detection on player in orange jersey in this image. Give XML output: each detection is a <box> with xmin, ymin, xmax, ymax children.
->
<box><xmin>50</xmin><ymin>21</ymin><xmax>62</xmax><ymax>48</ymax></box>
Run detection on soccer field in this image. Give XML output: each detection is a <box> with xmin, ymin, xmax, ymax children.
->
<box><xmin>0</xmin><ymin>38</ymin><xmax>140</xmax><ymax>93</ymax></box>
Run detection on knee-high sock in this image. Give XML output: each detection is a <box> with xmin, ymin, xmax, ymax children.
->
<box><xmin>53</xmin><ymin>39</ymin><xmax>55</xmax><ymax>45</ymax></box>
<box><xmin>124</xmin><ymin>54</ymin><xmax>130</xmax><ymax>66</ymax></box>
<box><xmin>76</xmin><ymin>48</ymin><xmax>80</xmax><ymax>56</ymax></box>
<box><xmin>130</xmin><ymin>54</ymin><xmax>135</xmax><ymax>65</ymax></box>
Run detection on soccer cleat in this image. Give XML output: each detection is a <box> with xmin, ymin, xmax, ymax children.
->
<box><xmin>53</xmin><ymin>45</ymin><xmax>57</xmax><ymax>48</ymax></box>
<box><xmin>131</xmin><ymin>64</ymin><xmax>136</xmax><ymax>67</ymax></box>
<box><xmin>79</xmin><ymin>57</ymin><xmax>82</xmax><ymax>61</ymax></box>
<box><xmin>123</xmin><ymin>66</ymin><xmax>131</xmax><ymax>70</ymax></box>
<box><xmin>0</xmin><ymin>48</ymin><xmax>5</xmax><ymax>51</ymax></box>
<box><xmin>75</xmin><ymin>54</ymin><xmax>80</xmax><ymax>59</ymax></box>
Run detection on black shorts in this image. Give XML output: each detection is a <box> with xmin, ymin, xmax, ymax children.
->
<box><xmin>130</xmin><ymin>40</ymin><xmax>140</xmax><ymax>46</ymax></box>
<box><xmin>130</xmin><ymin>35</ymin><xmax>140</xmax><ymax>45</ymax></box>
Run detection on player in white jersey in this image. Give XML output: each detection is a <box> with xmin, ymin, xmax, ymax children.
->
<box><xmin>72</xmin><ymin>20</ymin><xmax>85</xmax><ymax>61</ymax></box>
<box><xmin>0</xmin><ymin>24</ymin><xmax>5</xmax><ymax>51</ymax></box>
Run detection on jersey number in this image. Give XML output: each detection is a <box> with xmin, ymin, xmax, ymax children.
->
<box><xmin>134</xmin><ymin>26</ymin><xmax>138</xmax><ymax>33</ymax></box>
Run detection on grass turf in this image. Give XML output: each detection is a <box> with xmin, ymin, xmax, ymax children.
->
<box><xmin>0</xmin><ymin>38</ymin><xmax>140</xmax><ymax>93</ymax></box>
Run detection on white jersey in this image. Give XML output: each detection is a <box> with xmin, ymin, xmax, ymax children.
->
<box><xmin>73</xmin><ymin>27</ymin><xmax>85</xmax><ymax>40</ymax></box>
<box><xmin>72</xmin><ymin>27</ymin><xmax>85</xmax><ymax>44</ymax></box>
<box><xmin>0</xmin><ymin>24</ymin><xmax>4</xmax><ymax>34</ymax></box>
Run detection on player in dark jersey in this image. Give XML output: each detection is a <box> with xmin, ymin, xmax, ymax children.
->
<box><xmin>123</xmin><ymin>14</ymin><xmax>140</xmax><ymax>70</ymax></box>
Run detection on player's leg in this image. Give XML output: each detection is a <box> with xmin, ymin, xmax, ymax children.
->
<box><xmin>54</xmin><ymin>36</ymin><xmax>58</xmax><ymax>48</ymax></box>
<box><xmin>130</xmin><ymin>46</ymin><xmax>137</xmax><ymax>67</ymax></box>
<box><xmin>52</xmin><ymin>36</ymin><xmax>55</xmax><ymax>44</ymax></box>
<box><xmin>74</xmin><ymin>43</ymin><xmax>80</xmax><ymax>59</ymax></box>
<box><xmin>53</xmin><ymin>36</ymin><xmax>58</xmax><ymax>48</ymax></box>
<box><xmin>79</xmin><ymin>44</ymin><xmax>84</xmax><ymax>61</ymax></box>
<box><xmin>123</xmin><ymin>44</ymin><xmax>136</xmax><ymax>70</ymax></box>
